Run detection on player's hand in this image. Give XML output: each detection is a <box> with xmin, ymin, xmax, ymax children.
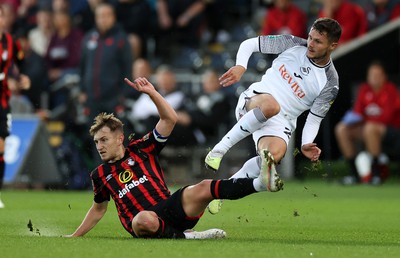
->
<box><xmin>219</xmin><ymin>65</ymin><xmax>246</xmax><ymax>87</ymax></box>
<box><xmin>301</xmin><ymin>143</ymin><xmax>321</xmax><ymax>162</ymax></box>
<box><xmin>124</xmin><ymin>77</ymin><xmax>155</xmax><ymax>94</ymax></box>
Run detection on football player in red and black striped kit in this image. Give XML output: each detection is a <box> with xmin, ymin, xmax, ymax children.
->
<box><xmin>0</xmin><ymin>5</ymin><xmax>31</xmax><ymax>208</ymax></box>
<box><xmin>66</xmin><ymin>77</ymin><xmax>275</xmax><ymax>239</ymax></box>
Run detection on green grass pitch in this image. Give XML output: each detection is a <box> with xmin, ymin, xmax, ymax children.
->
<box><xmin>1</xmin><ymin>180</ymin><xmax>399</xmax><ymax>258</ymax></box>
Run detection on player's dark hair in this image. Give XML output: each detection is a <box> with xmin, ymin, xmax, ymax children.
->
<box><xmin>89</xmin><ymin>113</ymin><xmax>124</xmax><ymax>136</ymax></box>
<box><xmin>311</xmin><ymin>18</ymin><xmax>342</xmax><ymax>43</ymax></box>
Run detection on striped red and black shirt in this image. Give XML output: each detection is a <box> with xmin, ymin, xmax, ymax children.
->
<box><xmin>0</xmin><ymin>32</ymin><xmax>24</xmax><ymax>110</ymax></box>
<box><xmin>90</xmin><ymin>129</ymin><xmax>171</xmax><ymax>235</ymax></box>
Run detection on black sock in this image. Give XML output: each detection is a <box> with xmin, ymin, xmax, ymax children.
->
<box><xmin>348</xmin><ymin>157</ymin><xmax>359</xmax><ymax>180</ymax></box>
<box><xmin>210</xmin><ymin>178</ymin><xmax>257</xmax><ymax>200</ymax></box>
<box><xmin>371</xmin><ymin>156</ymin><xmax>380</xmax><ymax>177</ymax></box>
<box><xmin>155</xmin><ymin>217</ymin><xmax>185</xmax><ymax>239</ymax></box>
<box><xmin>0</xmin><ymin>153</ymin><xmax>4</xmax><ymax>190</ymax></box>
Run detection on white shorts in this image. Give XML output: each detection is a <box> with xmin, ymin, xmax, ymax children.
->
<box><xmin>235</xmin><ymin>82</ymin><xmax>296</xmax><ymax>149</ymax></box>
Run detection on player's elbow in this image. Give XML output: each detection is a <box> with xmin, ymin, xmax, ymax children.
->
<box><xmin>165</xmin><ymin>111</ymin><xmax>178</xmax><ymax>127</ymax></box>
<box><xmin>92</xmin><ymin>202</ymin><xmax>108</xmax><ymax>216</ymax></box>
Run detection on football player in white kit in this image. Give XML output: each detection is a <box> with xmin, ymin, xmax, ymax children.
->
<box><xmin>205</xmin><ymin>18</ymin><xmax>342</xmax><ymax>214</ymax></box>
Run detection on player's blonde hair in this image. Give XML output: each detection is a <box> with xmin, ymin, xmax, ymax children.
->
<box><xmin>89</xmin><ymin>113</ymin><xmax>124</xmax><ymax>136</ymax></box>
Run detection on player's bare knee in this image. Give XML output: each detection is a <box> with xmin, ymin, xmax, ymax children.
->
<box><xmin>255</xmin><ymin>101</ymin><xmax>279</xmax><ymax>118</ymax></box>
<box><xmin>247</xmin><ymin>94</ymin><xmax>280</xmax><ymax>117</ymax></box>
<box><xmin>260</xmin><ymin>95</ymin><xmax>280</xmax><ymax>116</ymax></box>
<box><xmin>258</xmin><ymin>138</ymin><xmax>286</xmax><ymax>163</ymax></box>
<box><xmin>269</xmin><ymin>149</ymin><xmax>284</xmax><ymax>163</ymax></box>
<box><xmin>132</xmin><ymin>211</ymin><xmax>158</xmax><ymax>236</ymax></box>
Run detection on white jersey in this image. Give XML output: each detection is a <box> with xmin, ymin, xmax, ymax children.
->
<box><xmin>259</xmin><ymin>35</ymin><xmax>338</xmax><ymax>120</ymax></box>
<box><xmin>236</xmin><ymin>35</ymin><xmax>339</xmax><ymax>145</ymax></box>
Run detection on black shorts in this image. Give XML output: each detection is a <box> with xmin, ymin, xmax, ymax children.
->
<box><xmin>0</xmin><ymin>109</ymin><xmax>11</xmax><ymax>138</ymax></box>
<box><xmin>141</xmin><ymin>186</ymin><xmax>202</xmax><ymax>235</ymax></box>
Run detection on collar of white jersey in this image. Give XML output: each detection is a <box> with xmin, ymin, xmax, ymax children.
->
<box><xmin>308</xmin><ymin>57</ymin><xmax>332</xmax><ymax>69</ymax></box>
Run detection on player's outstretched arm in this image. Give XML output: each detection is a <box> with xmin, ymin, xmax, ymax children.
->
<box><xmin>65</xmin><ymin>201</ymin><xmax>108</xmax><ymax>237</ymax></box>
<box><xmin>219</xmin><ymin>65</ymin><xmax>246</xmax><ymax>87</ymax></box>
<box><xmin>219</xmin><ymin>37</ymin><xmax>260</xmax><ymax>87</ymax></box>
<box><xmin>124</xmin><ymin>77</ymin><xmax>177</xmax><ymax>137</ymax></box>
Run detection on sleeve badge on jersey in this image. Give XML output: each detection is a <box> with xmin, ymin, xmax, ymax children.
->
<box><xmin>128</xmin><ymin>133</ymin><xmax>136</xmax><ymax>141</ymax></box>
<box><xmin>142</xmin><ymin>132</ymin><xmax>150</xmax><ymax>141</ymax></box>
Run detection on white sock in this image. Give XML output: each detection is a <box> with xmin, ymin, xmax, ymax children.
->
<box><xmin>184</xmin><ymin>231</ymin><xmax>195</xmax><ymax>239</ymax></box>
<box><xmin>230</xmin><ymin>156</ymin><xmax>261</xmax><ymax>179</ymax></box>
<box><xmin>211</xmin><ymin>108</ymin><xmax>267</xmax><ymax>155</ymax></box>
<box><xmin>253</xmin><ymin>176</ymin><xmax>267</xmax><ymax>192</ymax></box>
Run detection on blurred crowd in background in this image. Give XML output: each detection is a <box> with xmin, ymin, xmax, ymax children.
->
<box><xmin>4</xmin><ymin>0</ymin><xmax>400</xmax><ymax>188</ymax></box>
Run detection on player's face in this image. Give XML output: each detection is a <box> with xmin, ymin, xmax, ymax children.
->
<box><xmin>93</xmin><ymin>126</ymin><xmax>124</xmax><ymax>163</ymax></box>
<box><xmin>306</xmin><ymin>28</ymin><xmax>338</xmax><ymax>65</ymax></box>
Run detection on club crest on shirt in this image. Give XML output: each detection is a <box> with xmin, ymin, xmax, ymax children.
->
<box><xmin>300</xmin><ymin>66</ymin><xmax>311</xmax><ymax>76</ymax></box>
<box><xmin>124</xmin><ymin>157</ymin><xmax>135</xmax><ymax>166</ymax></box>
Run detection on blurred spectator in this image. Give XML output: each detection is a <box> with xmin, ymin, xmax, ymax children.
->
<box><xmin>155</xmin><ymin>0</ymin><xmax>206</xmax><ymax>61</ymax></box>
<box><xmin>0</xmin><ymin>2</ymin><xmax>16</xmax><ymax>32</ymax></box>
<box><xmin>364</xmin><ymin>0</ymin><xmax>400</xmax><ymax>31</ymax></box>
<box><xmin>318</xmin><ymin>0</ymin><xmax>367</xmax><ymax>44</ymax></box>
<box><xmin>126</xmin><ymin>57</ymin><xmax>153</xmax><ymax>100</ymax></box>
<box><xmin>124</xmin><ymin>57</ymin><xmax>153</xmax><ymax>133</ymax></box>
<box><xmin>115</xmin><ymin>0</ymin><xmax>152</xmax><ymax>59</ymax></box>
<box><xmin>28</xmin><ymin>7</ymin><xmax>53</xmax><ymax>57</ymax></box>
<box><xmin>130</xmin><ymin>65</ymin><xmax>183</xmax><ymax>133</ymax></box>
<box><xmin>335</xmin><ymin>61</ymin><xmax>400</xmax><ymax>185</ymax></box>
<box><xmin>203</xmin><ymin>0</ymin><xmax>228</xmax><ymax>45</ymax></box>
<box><xmin>8</xmin><ymin>77</ymin><xmax>34</xmax><ymax>114</ymax></box>
<box><xmin>79</xmin><ymin>2</ymin><xmax>132</xmax><ymax>122</ymax></box>
<box><xmin>261</xmin><ymin>0</ymin><xmax>307</xmax><ymax>38</ymax></box>
<box><xmin>176</xmin><ymin>69</ymin><xmax>231</xmax><ymax>144</ymax></box>
<box><xmin>0</xmin><ymin>0</ymin><xmax>18</xmax><ymax>12</ymax></box>
<box><xmin>51</xmin><ymin>0</ymin><xmax>69</xmax><ymax>12</ymax></box>
<box><xmin>130</xmin><ymin>65</ymin><xmax>196</xmax><ymax>146</ymax></box>
<box><xmin>132</xmin><ymin>57</ymin><xmax>153</xmax><ymax>79</ymax></box>
<box><xmin>15</xmin><ymin>28</ymin><xmax>48</xmax><ymax>111</ymax></box>
<box><xmin>45</xmin><ymin>9</ymin><xmax>83</xmax><ymax>109</ymax></box>
<box><xmin>14</xmin><ymin>0</ymin><xmax>39</xmax><ymax>32</ymax></box>
<box><xmin>73</xmin><ymin>0</ymin><xmax>104</xmax><ymax>33</ymax></box>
